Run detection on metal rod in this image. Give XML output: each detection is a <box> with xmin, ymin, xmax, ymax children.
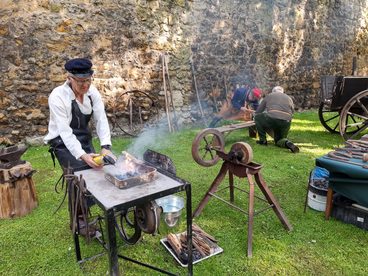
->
<box><xmin>117</xmin><ymin>254</ymin><xmax>177</xmax><ymax>276</ymax></box>
<box><xmin>208</xmin><ymin>192</ymin><xmax>249</xmax><ymax>214</ymax></box>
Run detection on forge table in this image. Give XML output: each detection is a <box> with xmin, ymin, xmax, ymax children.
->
<box><xmin>73</xmin><ymin>167</ymin><xmax>193</xmax><ymax>276</ymax></box>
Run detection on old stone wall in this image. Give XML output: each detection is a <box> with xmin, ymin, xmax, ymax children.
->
<box><xmin>189</xmin><ymin>0</ymin><xmax>368</xmax><ymax>115</ymax></box>
<box><xmin>0</xmin><ymin>0</ymin><xmax>367</xmax><ymax>144</ymax></box>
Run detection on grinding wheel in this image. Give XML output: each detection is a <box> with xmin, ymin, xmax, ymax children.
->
<box><xmin>229</xmin><ymin>142</ymin><xmax>253</xmax><ymax>164</ymax></box>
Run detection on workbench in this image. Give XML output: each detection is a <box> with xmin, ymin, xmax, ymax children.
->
<box><xmin>316</xmin><ymin>155</ymin><xmax>368</xmax><ymax>219</ymax></box>
<box><xmin>72</xmin><ymin>166</ymin><xmax>193</xmax><ymax>276</ymax></box>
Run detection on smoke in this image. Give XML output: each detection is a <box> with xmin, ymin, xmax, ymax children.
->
<box><xmin>125</xmin><ymin>113</ymin><xmax>178</xmax><ymax>159</ymax></box>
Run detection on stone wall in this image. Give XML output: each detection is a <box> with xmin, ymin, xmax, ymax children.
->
<box><xmin>0</xmin><ymin>0</ymin><xmax>367</xmax><ymax>144</ymax></box>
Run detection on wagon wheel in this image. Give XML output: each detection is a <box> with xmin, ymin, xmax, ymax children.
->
<box><xmin>339</xmin><ymin>89</ymin><xmax>368</xmax><ymax>140</ymax></box>
<box><xmin>113</xmin><ymin>90</ymin><xmax>160</xmax><ymax>137</ymax></box>
<box><xmin>192</xmin><ymin>128</ymin><xmax>225</xmax><ymax>167</ymax></box>
<box><xmin>114</xmin><ymin>208</ymin><xmax>142</xmax><ymax>245</ymax></box>
<box><xmin>318</xmin><ymin>101</ymin><xmax>340</xmax><ymax>133</ymax></box>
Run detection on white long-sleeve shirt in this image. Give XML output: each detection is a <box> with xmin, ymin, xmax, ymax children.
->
<box><xmin>44</xmin><ymin>81</ymin><xmax>112</xmax><ymax>160</ymax></box>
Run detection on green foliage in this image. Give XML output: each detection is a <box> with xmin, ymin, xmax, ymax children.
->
<box><xmin>1</xmin><ymin>110</ymin><xmax>368</xmax><ymax>275</ymax></box>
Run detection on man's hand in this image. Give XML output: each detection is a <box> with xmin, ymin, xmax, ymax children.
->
<box><xmin>80</xmin><ymin>153</ymin><xmax>103</xmax><ymax>169</ymax></box>
<box><xmin>100</xmin><ymin>148</ymin><xmax>117</xmax><ymax>162</ymax></box>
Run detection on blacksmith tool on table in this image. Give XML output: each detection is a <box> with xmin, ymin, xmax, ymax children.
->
<box><xmin>192</xmin><ymin>141</ymin><xmax>292</xmax><ymax>257</ymax></box>
<box><xmin>325</xmin><ymin>151</ymin><xmax>368</xmax><ymax>169</ymax></box>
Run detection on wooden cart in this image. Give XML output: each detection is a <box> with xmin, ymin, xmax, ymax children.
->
<box><xmin>318</xmin><ymin>75</ymin><xmax>368</xmax><ymax>140</ymax></box>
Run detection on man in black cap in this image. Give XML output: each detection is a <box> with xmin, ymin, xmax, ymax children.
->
<box><xmin>44</xmin><ymin>58</ymin><xmax>114</xmax><ymax>236</ymax></box>
<box><xmin>45</xmin><ymin>58</ymin><xmax>114</xmax><ymax>170</ymax></box>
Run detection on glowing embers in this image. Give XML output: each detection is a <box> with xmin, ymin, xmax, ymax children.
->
<box><xmin>104</xmin><ymin>151</ymin><xmax>157</xmax><ymax>189</ymax></box>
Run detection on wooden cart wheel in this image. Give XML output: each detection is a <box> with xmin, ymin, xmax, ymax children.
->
<box><xmin>318</xmin><ymin>101</ymin><xmax>340</xmax><ymax>133</ymax></box>
<box><xmin>339</xmin><ymin>89</ymin><xmax>368</xmax><ymax>140</ymax></box>
<box><xmin>112</xmin><ymin>90</ymin><xmax>160</xmax><ymax>137</ymax></box>
<box><xmin>192</xmin><ymin>128</ymin><xmax>225</xmax><ymax>167</ymax></box>
<box><xmin>229</xmin><ymin>142</ymin><xmax>253</xmax><ymax>164</ymax></box>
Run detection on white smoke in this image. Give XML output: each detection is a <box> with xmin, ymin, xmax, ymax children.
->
<box><xmin>125</xmin><ymin>114</ymin><xmax>178</xmax><ymax>159</ymax></box>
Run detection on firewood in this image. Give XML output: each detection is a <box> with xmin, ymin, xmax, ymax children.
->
<box><xmin>192</xmin><ymin>237</ymin><xmax>207</xmax><ymax>257</ymax></box>
<box><xmin>167</xmin><ymin>233</ymin><xmax>182</xmax><ymax>256</ymax></box>
<box><xmin>193</xmin><ymin>233</ymin><xmax>211</xmax><ymax>253</ymax></box>
<box><xmin>192</xmin><ymin>223</ymin><xmax>217</xmax><ymax>243</ymax></box>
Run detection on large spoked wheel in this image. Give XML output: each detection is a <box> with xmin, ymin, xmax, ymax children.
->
<box><xmin>339</xmin><ymin>89</ymin><xmax>368</xmax><ymax>140</ymax></box>
<box><xmin>192</xmin><ymin>128</ymin><xmax>225</xmax><ymax>167</ymax></box>
<box><xmin>318</xmin><ymin>101</ymin><xmax>340</xmax><ymax>133</ymax></box>
<box><xmin>112</xmin><ymin>90</ymin><xmax>160</xmax><ymax>137</ymax></box>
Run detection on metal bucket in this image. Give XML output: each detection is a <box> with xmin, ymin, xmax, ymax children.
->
<box><xmin>155</xmin><ymin>195</ymin><xmax>184</xmax><ymax>228</ymax></box>
<box><xmin>308</xmin><ymin>181</ymin><xmax>327</xmax><ymax>211</ymax></box>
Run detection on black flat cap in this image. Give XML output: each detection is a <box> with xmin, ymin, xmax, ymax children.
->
<box><xmin>64</xmin><ymin>58</ymin><xmax>94</xmax><ymax>77</ymax></box>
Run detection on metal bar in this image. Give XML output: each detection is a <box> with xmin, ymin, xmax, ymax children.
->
<box><xmin>117</xmin><ymin>254</ymin><xmax>177</xmax><ymax>276</ymax></box>
<box><xmin>229</xmin><ymin>172</ymin><xmax>234</xmax><ymax>203</ymax></box>
<box><xmin>253</xmin><ymin>205</ymin><xmax>274</xmax><ymax>216</ymax></box>
<box><xmin>105</xmin><ymin>208</ymin><xmax>119</xmax><ymax>276</ymax></box>
<box><xmin>213</xmin><ymin>184</ymin><xmax>269</xmax><ymax>203</ymax></box>
<box><xmin>208</xmin><ymin>192</ymin><xmax>248</xmax><ymax>215</ymax></box>
<box><xmin>77</xmin><ymin>252</ymin><xmax>106</xmax><ymax>265</ymax></box>
<box><xmin>185</xmin><ymin>184</ymin><xmax>193</xmax><ymax>276</ymax></box>
<box><xmin>247</xmin><ymin>177</ymin><xmax>254</xmax><ymax>258</ymax></box>
<box><xmin>233</xmin><ymin>186</ymin><xmax>269</xmax><ymax>203</ymax></box>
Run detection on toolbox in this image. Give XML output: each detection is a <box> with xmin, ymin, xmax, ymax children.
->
<box><xmin>332</xmin><ymin>195</ymin><xmax>368</xmax><ymax>231</ymax></box>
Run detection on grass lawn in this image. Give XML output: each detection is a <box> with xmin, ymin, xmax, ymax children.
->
<box><xmin>1</xmin><ymin>110</ymin><xmax>368</xmax><ymax>275</ymax></box>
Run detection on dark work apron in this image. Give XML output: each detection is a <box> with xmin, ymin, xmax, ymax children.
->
<box><xmin>49</xmin><ymin>96</ymin><xmax>95</xmax><ymax>172</ymax></box>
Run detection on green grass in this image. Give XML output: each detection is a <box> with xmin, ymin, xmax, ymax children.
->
<box><xmin>1</xmin><ymin>110</ymin><xmax>368</xmax><ymax>275</ymax></box>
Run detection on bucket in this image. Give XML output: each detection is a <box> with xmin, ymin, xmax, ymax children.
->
<box><xmin>155</xmin><ymin>195</ymin><xmax>184</xmax><ymax>232</ymax></box>
<box><xmin>307</xmin><ymin>181</ymin><xmax>328</xmax><ymax>211</ymax></box>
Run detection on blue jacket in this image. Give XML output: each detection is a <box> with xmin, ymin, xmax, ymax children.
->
<box><xmin>231</xmin><ymin>87</ymin><xmax>248</xmax><ymax>110</ymax></box>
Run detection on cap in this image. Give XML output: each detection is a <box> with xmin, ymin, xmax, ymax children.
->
<box><xmin>252</xmin><ymin>88</ymin><xmax>262</xmax><ymax>99</ymax></box>
<box><xmin>64</xmin><ymin>58</ymin><xmax>94</xmax><ymax>77</ymax></box>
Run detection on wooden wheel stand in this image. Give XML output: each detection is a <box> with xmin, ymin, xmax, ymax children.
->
<box><xmin>193</xmin><ymin>150</ymin><xmax>292</xmax><ymax>257</ymax></box>
<box><xmin>0</xmin><ymin>161</ymin><xmax>37</xmax><ymax>218</ymax></box>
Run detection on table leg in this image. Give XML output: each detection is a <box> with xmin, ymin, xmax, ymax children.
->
<box><xmin>247</xmin><ymin>176</ymin><xmax>255</xmax><ymax>258</ymax></box>
<box><xmin>105</xmin><ymin>208</ymin><xmax>119</xmax><ymax>276</ymax></box>
<box><xmin>193</xmin><ymin>163</ymin><xmax>228</xmax><ymax>217</ymax></box>
<box><xmin>229</xmin><ymin>172</ymin><xmax>234</xmax><ymax>203</ymax></box>
<box><xmin>325</xmin><ymin>187</ymin><xmax>333</xmax><ymax>220</ymax></box>
<box><xmin>185</xmin><ymin>184</ymin><xmax>193</xmax><ymax>276</ymax></box>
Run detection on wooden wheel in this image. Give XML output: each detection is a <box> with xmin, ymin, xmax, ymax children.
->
<box><xmin>318</xmin><ymin>101</ymin><xmax>340</xmax><ymax>133</ymax></box>
<box><xmin>339</xmin><ymin>89</ymin><xmax>368</xmax><ymax>140</ymax></box>
<box><xmin>113</xmin><ymin>90</ymin><xmax>160</xmax><ymax>137</ymax></box>
<box><xmin>192</xmin><ymin>128</ymin><xmax>225</xmax><ymax>167</ymax></box>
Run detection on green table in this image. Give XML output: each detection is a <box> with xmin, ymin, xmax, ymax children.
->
<box><xmin>316</xmin><ymin>156</ymin><xmax>368</xmax><ymax>215</ymax></box>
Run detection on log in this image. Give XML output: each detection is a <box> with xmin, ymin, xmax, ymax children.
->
<box><xmin>0</xmin><ymin>162</ymin><xmax>37</xmax><ymax>218</ymax></box>
<box><xmin>167</xmin><ymin>233</ymin><xmax>182</xmax><ymax>256</ymax></box>
<box><xmin>192</xmin><ymin>223</ymin><xmax>217</xmax><ymax>242</ymax></box>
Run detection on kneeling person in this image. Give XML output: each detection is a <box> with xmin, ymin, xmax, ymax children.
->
<box><xmin>254</xmin><ymin>86</ymin><xmax>299</xmax><ymax>153</ymax></box>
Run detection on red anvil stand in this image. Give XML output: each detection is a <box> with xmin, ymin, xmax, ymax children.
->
<box><xmin>193</xmin><ymin>151</ymin><xmax>293</xmax><ymax>257</ymax></box>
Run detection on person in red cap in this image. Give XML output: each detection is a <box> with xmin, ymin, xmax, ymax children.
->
<box><xmin>209</xmin><ymin>85</ymin><xmax>262</xmax><ymax>128</ymax></box>
<box><xmin>245</xmin><ymin>87</ymin><xmax>262</xmax><ymax>111</ymax></box>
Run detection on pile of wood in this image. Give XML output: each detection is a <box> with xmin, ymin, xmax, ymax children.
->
<box><xmin>166</xmin><ymin>224</ymin><xmax>218</xmax><ymax>262</ymax></box>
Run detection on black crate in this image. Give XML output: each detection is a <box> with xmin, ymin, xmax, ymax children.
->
<box><xmin>332</xmin><ymin>200</ymin><xmax>368</xmax><ymax>231</ymax></box>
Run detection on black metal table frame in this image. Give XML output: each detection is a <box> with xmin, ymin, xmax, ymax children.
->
<box><xmin>71</xmin><ymin>167</ymin><xmax>193</xmax><ymax>276</ymax></box>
